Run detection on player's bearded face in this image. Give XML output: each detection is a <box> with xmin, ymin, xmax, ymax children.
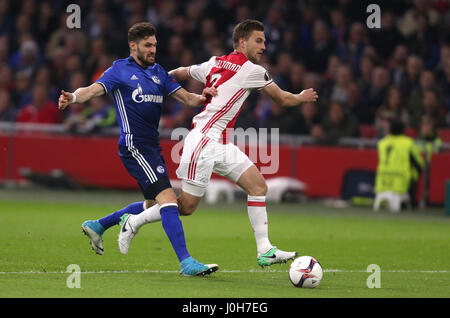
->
<box><xmin>244</xmin><ymin>31</ymin><xmax>266</xmax><ymax>63</ymax></box>
<box><xmin>134</xmin><ymin>36</ymin><xmax>157</xmax><ymax>66</ymax></box>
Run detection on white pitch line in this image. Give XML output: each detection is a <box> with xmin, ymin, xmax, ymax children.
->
<box><xmin>0</xmin><ymin>269</ymin><xmax>449</xmax><ymax>275</ymax></box>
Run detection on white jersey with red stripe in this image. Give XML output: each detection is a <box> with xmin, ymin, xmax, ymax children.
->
<box><xmin>188</xmin><ymin>51</ymin><xmax>273</xmax><ymax>143</ymax></box>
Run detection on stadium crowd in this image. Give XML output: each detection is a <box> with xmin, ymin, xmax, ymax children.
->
<box><xmin>0</xmin><ymin>0</ymin><xmax>449</xmax><ymax>145</ymax></box>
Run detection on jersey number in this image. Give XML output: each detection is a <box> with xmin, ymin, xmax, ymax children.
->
<box><xmin>384</xmin><ymin>145</ymin><xmax>393</xmax><ymax>165</ymax></box>
<box><xmin>209</xmin><ymin>73</ymin><xmax>222</xmax><ymax>87</ymax></box>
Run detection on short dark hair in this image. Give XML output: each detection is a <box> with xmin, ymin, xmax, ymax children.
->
<box><xmin>390</xmin><ymin>120</ymin><xmax>405</xmax><ymax>135</ymax></box>
<box><xmin>128</xmin><ymin>22</ymin><xmax>156</xmax><ymax>43</ymax></box>
<box><xmin>232</xmin><ymin>19</ymin><xmax>264</xmax><ymax>49</ymax></box>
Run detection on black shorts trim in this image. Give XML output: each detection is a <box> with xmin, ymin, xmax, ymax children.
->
<box><xmin>140</xmin><ymin>176</ymin><xmax>172</xmax><ymax>200</ymax></box>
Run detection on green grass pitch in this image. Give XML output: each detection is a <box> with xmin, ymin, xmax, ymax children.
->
<box><xmin>0</xmin><ymin>188</ymin><xmax>449</xmax><ymax>298</ymax></box>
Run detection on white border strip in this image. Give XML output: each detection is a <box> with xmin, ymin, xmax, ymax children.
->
<box><xmin>0</xmin><ymin>269</ymin><xmax>448</xmax><ymax>275</ymax></box>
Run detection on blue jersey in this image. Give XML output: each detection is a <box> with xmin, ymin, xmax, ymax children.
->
<box><xmin>96</xmin><ymin>56</ymin><xmax>181</xmax><ymax>147</ymax></box>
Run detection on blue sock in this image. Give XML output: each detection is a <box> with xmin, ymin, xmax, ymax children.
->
<box><xmin>160</xmin><ymin>204</ymin><xmax>190</xmax><ymax>263</ymax></box>
<box><xmin>98</xmin><ymin>201</ymin><xmax>144</xmax><ymax>230</ymax></box>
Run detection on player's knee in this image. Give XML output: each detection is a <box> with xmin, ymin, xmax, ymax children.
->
<box><xmin>179</xmin><ymin>203</ymin><xmax>196</xmax><ymax>216</ymax></box>
<box><xmin>177</xmin><ymin>197</ymin><xmax>197</xmax><ymax>216</ymax></box>
<box><xmin>248</xmin><ymin>181</ymin><xmax>267</xmax><ymax>196</ymax></box>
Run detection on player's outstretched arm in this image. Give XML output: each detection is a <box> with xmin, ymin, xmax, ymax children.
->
<box><xmin>58</xmin><ymin>83</ymin><xmax>105</xmax><ymax>110</ymax></box>
<box><xmin>170</xmin><ymin>87</ymin><xmax>217</xmax><ymax>108</ymax></box>
<box><xmin>262</xmin><ymin>82</ymin><xmax>318</xmax><ymax>107</ymax></box>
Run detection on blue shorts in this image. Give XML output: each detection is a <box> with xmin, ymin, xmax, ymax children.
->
<box><xmin>118</xmin><ymin>144</ymin><xmax>171</xmax><ymax>200</ymax></box>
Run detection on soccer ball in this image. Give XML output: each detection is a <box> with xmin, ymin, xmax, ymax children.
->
<box><xmin>289</xmin><ymin>256</ymin><xmax>323</xmax><ymax>288</ymax></box>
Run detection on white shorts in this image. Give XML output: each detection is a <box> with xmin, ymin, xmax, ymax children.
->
<box><xmin>176</xmin><ymin>129</ymin><xmax>254</xmax><ymax>197</ymax></box>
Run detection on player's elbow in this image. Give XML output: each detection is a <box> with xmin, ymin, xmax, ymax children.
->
<box><xmin>170</xmin><ymin>67</ymin><xmax>188</xmax><ymax>82</ymax></box>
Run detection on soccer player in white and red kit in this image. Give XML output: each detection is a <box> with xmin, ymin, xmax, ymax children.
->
<box><xmin>119</xmin><ymin>20</ymin><xmax>318</xmax><ymax>267</ymax></box>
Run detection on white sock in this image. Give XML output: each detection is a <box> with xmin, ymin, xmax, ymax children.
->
<box><xmin>130</xmin><ymin>203</ymin><xmax>161</xmax><ymax>229</ymax></box>
<box><xmin>247</xmin><ymin>195</ymin><xmax>273</xmax><ymax>255</ymax></box>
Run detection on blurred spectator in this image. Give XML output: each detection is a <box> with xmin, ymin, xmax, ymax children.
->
<box><xmin>123</xmin><ymin>0</ymin><xmax>147</xmax><ymax>22</ymax></box>
<box><xmin>63</xmin><ymin>31</ymin><xmax>89</xmax><ymax>57</ymax></box>
<box><xmin>12</xmin><ymin>14</ymin><xmax>33</xmax><ymax>49</ymax></box>
<box><xmin>65</xmin><ymin>54</ymin><xmax>83</xmax><ymax>74</ymax></box>
<box><xmin>273</xmin><ymin>51</ymin><xmax>294</xmax><ymax>90</ymax></box>
<box><xmin>406</xmin><ymin>12</ymin><xmax>440</xmax><ymax>69</ymax></box>
<box><xmin>0</xmin><ymin>89</ymin><xmax>16</xmax><ymax>121</ymax></box>
<box><xmin>321</xmin><ymin>55</ymin><xmax>341</xmax><ymax>101</ymax></box>
<box><xmin>416</xmin><ymin>115</ymin><xmax>442</xmax><ymax>162</ymax></box>
<box><xmin>436</xmin><ymin>44</ymin><xmax>450</xmax><ymax>111</ymax></box>
<box><xmin>0</xmin><ymin>35</ymin><xmax>9</xmax><ymax>64</ymax></box>
<box><xmin>91</xmin><ymin>54</ymin><xmax>114</xmax><ymax>83</ymax></box>
<box><xmin>357</xmin><ymin>55</ymin><xmax>374</xmax><ymax>96</ymax></box>
<box><xmin>185</xmin><ymin>1</ymin><xmax>207</xmax><ymax>38</ymax></box>
<box><xmin>64</xmin><ymin>96</ymin><xmax>116</xmax><ymax>134</ymax></box>
<box><xmin>366</xmin><ymin>66</ymin><xmax>391</xmax><ymax>114</ymax></box>
<box><xmin>9</xmin><ymin>39</ymin><xmax>42</xmax><ymax>77</ymax></box>
<box><xmin>336</xmin><ymin>22</ymin><xmax>367</xmax><ymax>75</ymax></box>
<box><xmin>416</xmin><ymin>114</ymin><xmax>442</xmax><ymax>207</ymax></box>
<box><xmin>408</xmin><ymin>70</ymin><xmax>438</xmax><ymax>114</ymax></box>
<box><xmin>290</xmin><ymin>102</ymin><xmax>321</xmax><ymax>135</ymax></box>
<box><xmin>398</xmin><ymin>55</ymin><xmax>423</xmax><ymax>100</ymax></box>
<box><xmin>263</xmin><ymin>4</ymin><xmax>286</xmax><ymax>58</ymax></box>
<box><xmin>301</xmin><ymin>19</ymin><xmax>335</xmax><ymax>74</ymax></box>
<box><xmin>389</xmin><ymin>44</ymin><xmax>409</xmax><ymax>86</ymax></box>
<box><xmin>46</xmin><ymin>14</ymin><xmax>88</xmax><ymax>57</ymax></box>
<box><xmin>0</xmin><ymin>0</ymin><xmax>13</xmax><ymax>37</ymax></box>
<box><xmin>16</xmin><ymin>83</ymin><xmax>61</xmax><ymax>124</ymax></box>
<box><xmin>436</xmin><ymin>42</ymin><xmax>450</xmax><ymax>73</ymax></box>
<box><xmin>375</xmin><ymin>86</ymin><xmax>410</xmax><ymax>137</ymax></box>
<box><xmin>85</xmin><ymin>38</ymin><xmax>107</xmax><ymax>77</ymax></box>
<box><xmin>312</xmin><ymin>101</ymin><xmax>359</xmax><ymax>145</ymax></box>
<box><xmin>369</xmin><ymin>10</ymin><xmax>404</xmax><ymax>62</ymax></box>
<box><xmin>48</xmin><ymin>46</ymin><xmax>68</xmax><ymax>87</ymax></box>
<box><xmin>61</xmin><ymin>71</ymin><xmax>90</xmax><ymax>120</ymax></box>
<box><xmin>299</xmin><ymin>5</ymin><xmax>318</xmax><ymax>50</ymax></box>
<box><xmin>160</xmin><ymin>35</ymin><xmax>186</xmax><ymax>71</ymax></box>
<box><xmin>279</xmin><ymin>27</ymin><xmax>301</xmax><ymax>58</ymax></box>
<box><xmin>330</xmin><ymin>64</ymin><xmax>352</xmax><ymax>104</ymax></box>
<box><xmin>11</xmin><ymin>71</ymin><xmax>32</xmax><ymax>109</ymax></box>
<box><xmin>287</xmin><ymin>62</ymin><xmax>306</xmax><ymax>93</ymax></box>
<box><xmin>347</xmin><ymin>80</ymin><xmax>370</xmax><ymax>125</ymax></box>
<box><xmin>36</xmin><ymin>1</ymin><xmax>58</xmax><ymax>45</ymax></box>
<box><xmin>398</xmin><ymin>0</ymin><xmax>440</xmax><ymax>38</ymax></box>
<box><xmin>411</xmin><ymin>88</ymin><xmax>446</xmax><ymax>129</ymax></box>
<box><xmin>329</xmin><ymin>8</ymin><xmax>347</xmax><ymax>48</ymax></box>
<box><xmin>261</xmin><ymin>100</ymin><xmax>296</xmax><ymax>134</ymax></box>
<box><xmin>88</xmin><ymin>12</ymin><xmax>125</xmax><ymax>57</ymax></box>
<box><xmin>34</xmin><ymin>65</ymin><xmax>58</xmax><ymax>103</ymax></box>
<box><xmin>0</xmin><ymin>63</ymin><xmax>12</xmax><ymax>91</ymax></box>
<box><xmin>301</xmin><ymin>71</ymin><xmax>326</xmax><ymax>112</ymax></box>
<box><xmin>225</xmin><ymin>4</ymin><xmax>252</xmax><ymax>49</ymax></box>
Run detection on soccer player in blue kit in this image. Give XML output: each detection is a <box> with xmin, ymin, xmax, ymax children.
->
<box><xmin>58</xmin><ymin>22</ymin><xmax>218</xmax><ymax>276</ymax></box>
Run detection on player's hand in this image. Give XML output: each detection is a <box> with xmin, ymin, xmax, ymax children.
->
<box><xmin>200</xmin><ymin>86</ymin><xmax>218</xmax><ymax>102</ymax></box>
<box><xmin>58</xmin><ymin>90</ymin><xmax>74</xmax><ymax>110</ymax></box>
<box><xmin>299</xmin><ymin>88</ymin><xmax>318</xmax><ymax>103</ymax></box>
